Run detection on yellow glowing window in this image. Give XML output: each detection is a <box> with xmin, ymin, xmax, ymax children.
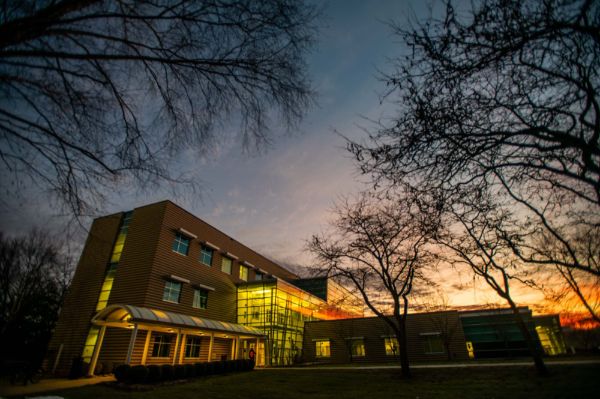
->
<box><xmin>350</xmin><ymin>339</ymin><xmax>365</xmax><ymax>357</ymax></box>
<box><xmin>239</xmin><ymin>265</ymin><xmax>249</xmax><ymax>281</ymax></box>
<box><xmin>315</xmin><ymin>340</ymin><xmax>330</xmax><ymax>358</ymax></box>
<box><xmin>82</xmin><ymin>326</ymin><xmax>100</xmax><ymax>361</ymax></box>
<box><xmin>384</xmin><ymin>337</ymin><xmax>399</xmax><ymax>356</ymax></box>
<box><xmin>221</xmin><ymin>257</ymin><xmax>232</xmax><ymax>274</ymax></box>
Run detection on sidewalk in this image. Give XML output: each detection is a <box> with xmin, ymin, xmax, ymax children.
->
<box><xmin>0</xmin><ymin>375</ymin><xmax>115</xmax><ymax>397</ymax></box>
<box><xmin>259</xmin><ymin>359</ymin><xmax>600</xmax><ymax>370</ymax></box>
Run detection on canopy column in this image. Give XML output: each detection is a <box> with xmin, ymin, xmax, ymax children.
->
<box><xmin>87</xmin><ymin>325</ymin><xmax>106</xmax><ymax>376</ymax></box>
<box><xmin>125</xmin><ymin>323</ymin><xmax>138</xmax><ymax>364</ymax></box>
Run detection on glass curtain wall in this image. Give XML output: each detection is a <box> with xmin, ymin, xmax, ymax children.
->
<box><xmin>237</xmin><ymin>279</ymin><xmax>334</xmax><ymax>366</ymax></box>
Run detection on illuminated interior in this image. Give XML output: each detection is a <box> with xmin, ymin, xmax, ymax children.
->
<box><xmin>83</xmin><ymin>211</ymin><xmax>132</xmax><ymax>362</ymax></box>
<box><xmin>535</xmin><ymin>325</ymin><xmax>567</xmax><ymax>356</ymax></box>
<box><xmin>237</xmin><ymin>278</ymin><xmax>362</xmax><ymax>366</ymax></box>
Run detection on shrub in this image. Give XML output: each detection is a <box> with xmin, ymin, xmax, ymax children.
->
<box><xmin>174</xmin><ymin>364</ymin><xmax>186</xmax><ymax>379</ymax></box>
<box><xmin>147</xmin><ymin>365</ymin><xmax>162</xmax><ymax>382</ymax></box>
<box><xmin>102</xmin><ymin>361</ymin><xmax>114</xmax><ymax>375</ymax></box>
<box><xmin>205</xmin><ymin>361</ymin><xmax>215</xmax><ymax>375</ymax></box>
<box><xmin>194</xmin><ymin>362</ymin><xmax>205</xmax><ymax>377</ymax></box>
<box><xmin>184</xmin><ymin>363</ymin><xmax>196</xmax><ymax>378</ymax></box>
<box><xmin>213</xmin><ymin>361</ymin><xmax>224</xmax><ymax>374</ymax></box>
<box><xmin>129</xmin><ymin>365</ymin><xmax>149</xmax><ymax>384</ymax></box>
<box><xmin>114</xmin><ymin>364</ymin><xmax>131</xmax><ymax>383</ymax></box>
<box><xmin>161</xmin><ymin>364</ymin><xmax>174</xmax><ymax>380</ymax></box>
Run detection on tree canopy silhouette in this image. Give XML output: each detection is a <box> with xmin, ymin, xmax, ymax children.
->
<box><xmin>0</xmin><ymin>0</ymin><xmax>318</xmax><ymax>215</ymax></box>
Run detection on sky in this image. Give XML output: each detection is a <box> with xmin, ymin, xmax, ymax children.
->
<box><xmin>0</xmin><ymin>0</ymin><xmax>558</xmax><ymax>316</ymax></box>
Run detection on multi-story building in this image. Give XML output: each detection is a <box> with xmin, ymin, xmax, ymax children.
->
<box><xmin>44</xmin><ymin>200</ymin><xmax>362</xmax><ymax>376</ymax></box>
<box><xmin>44</xmin><ymin>200</ymin><xmax>567</xmax><ymax>376</ymax></box>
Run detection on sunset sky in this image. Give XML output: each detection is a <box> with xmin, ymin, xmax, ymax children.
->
<box><xmin>0</xmin><ymin>0</ymin><xmax>578</xmax><ymax>321</ymax></box>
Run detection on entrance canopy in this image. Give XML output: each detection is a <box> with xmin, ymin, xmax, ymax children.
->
<box><xmin>92</xmin><ymin>304</ymin><xmax>264</xmax><ymax>337</ymax></box>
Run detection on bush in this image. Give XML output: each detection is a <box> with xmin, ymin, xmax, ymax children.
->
<box><xmin>147</xmin><ymin>365</ymin><xmax>162</xmax><ymax>382</ymax></box>
<box><xmin>102</xmin><ymin>361</ymin><xmax>114</xmax><ymax>375</ymax></box>
<box><xmin>174</xmin><ymin>364</ymin><xmax>186</xmax><ymax>379</ymax></box>
<box><xmin>205</xmin><ymin>361</ymin><xmax>215</xmax><ymax>375</ymax></box>
<box><xmin>161</xmin><ymin>364</ymin><xmax>174</xmax><ymax>380</ymax></box>
<box><xmin>184</xmin><ymin>363</ymin><xmax>196</xmax><ymax>378</ymax></box>
<box><xmin>114</xmin><ymin>364</ymin><xmax>131</xmax><ymax>383</ymax></box>
<box><xmin>194</xmin><ymin>362</ymin><xmax>205</xmax><ymax>377</ymax></box>
<box><xmin>129</xmin><ymin>365</ymin><xmax>149</xmax><ymax>384</ymax></box>
<box><xmin>213</xmin><ymin>361</ymin><xmax>224</xmax><ymax>374</ymax></box>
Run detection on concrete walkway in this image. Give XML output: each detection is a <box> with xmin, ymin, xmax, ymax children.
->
<box><xmin>0</xmin><ymin>375</ymin><xmax>115</xmax><ymax>397</ymax></box>
<box><xmin>258</xmin><ymin>359</ymin><xmax>600</xmax><ymax>370</ymax></box>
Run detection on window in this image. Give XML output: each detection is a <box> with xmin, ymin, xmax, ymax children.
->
<box><xmin>315</xmin><ymin>340</ymin><xmax>330</xmax><ymax>358</ymax></box>
<box><xmin>239</xmin><ymin>265</ymin><xmax>249</xmax><ymax>281</ymax></box>
<box><xmin>255</xmin><ymin>271</ymin><xmax>264</xmax><ymax>281</ymax></box>
<box><xmin>384</xmin><ymin>337</ymin><xmax>399</xmax><ymax>356</ymax></box>
<box><xmin>162</xmin><ymin>280</ymin><xmax>182</xmax><ymax>303</ymax></box>
<box><xmin>185</xmin><ymin>337</ymin><xmax>201</xmax><ymax>358</ymax></box>
<box><xmin>350</xmin><ymin>339</ymin><xmax>365</xmax><ymax>357</ymax></box>
<box><xmin>193</xmin><ymin>288</ymin><xmax>208</xmax><ymax>309</ymax></box>
<box><xmin>172</xmin><ymin>233</ymin><xmax>190</xmax><ymax>255</ymax></box>
<box><xmin>152</xmin><ymin>335</ymin><xmax>171</xmax><ymax>357</ymax></box>
<box><xmin>422</xmin><ymin>333</ymin><xmax>444</xmax><ymax>354</ymax></box>
<box><xmin>221</xmin><ymin>256</ymin><xmax>232</xmax><ymax>274</ymax></box>
<box><xmin>199</xmin><ymin>245</ymin><xmax>213</xmax><ymax>265</ymax></box>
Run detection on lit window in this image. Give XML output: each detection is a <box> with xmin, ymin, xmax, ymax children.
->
<box><xmin>422</xmin><ymin>333</ymin><xmax>444</xmax><ymax>354</ymax></box>
<box><xmin>95</xmin><ymin>263</ymin><xmax>117</xmax><ymax>311</ymax></box>
<box><xmin>350</xmin><ymin>339</ymin><xmax>365</xmax><ymax>357</ymax></box>
<box><xmin>152</xmin><ymin>335</ymin><xmax>171</xmax><ymax>357</ymax></box>
<box><xmin>255</xmin><ymin>271</ymin><xmax>263</xmax><ymax>281</ymax></box>
<box><xmin>221</xmin><ymin>256</ymin><xmax>232</xmax><ymax>274</ymax></box>
<box><xmin>193</xmin><ymin>288</ymin><xmax>208</xmax><ymax>309</ymax></box>
<box><xmin>185</xmin><ymin>337</ymin><xmax>201</xmax><ymax>358</ymax></box>
<box><xmin>172</xmin><ymin>233</ymin><xmax>190</xmax><ymax>255</ymax></box>
<box><xmin>239</xmin><ymin>265</ymin><xmax>249</xmax><ymax>281</ymax></box>
<box><xmin>162</xmin><ymin>280</ymin><xmax>182</xmax><ymax>303</ymax></box>
<box><xmin>315</xmin><ymin>340</ymin><xmax>330</xmax><ymax>358</ymax></box>
<box><xmin>384</xmin><ymin>337</ymin><xmax>399</xmax><ymax>356</ymax></box>
<box><xmin>200</xmin><ymin>245</ymin><xmax>213</xmax><ymax>265</ymax></box>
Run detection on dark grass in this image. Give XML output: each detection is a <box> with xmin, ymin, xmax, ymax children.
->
<box><xmin>14</xmin><ymin>364</ymin><xmax>600</xmax><ymax>399</ymax></box>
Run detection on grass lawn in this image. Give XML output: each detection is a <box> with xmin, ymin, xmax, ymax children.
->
<box><xmin>16</xmin><ymin>364</ymin><xmax>600</xmax><ymax>399</ymax></box>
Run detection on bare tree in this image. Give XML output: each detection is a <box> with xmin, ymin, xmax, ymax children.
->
<box><xmin>349</xmin><ymin>0</ymin><xmax>599</xmax><ymax>323</ymax></box>
<box><xmin>414</xmin><ymin>288</ymin><xmax>461</xmax><ymax>360</ymax></box>
<box><xmin>433</xmin><ymin>190</ymin><xmax>548</xmax><ymax>374</ymax></box>
<box><xmin>0</xmin><ymin>0</ymin><xmax>318</xmax><ymax>216</ymax></box>
<box><xmin>308</xmin><ymin>192</ymin><xmax>436</xmax><ymax>378</ymax></box>
<box><xmin>0</xmin><ymin>230</ymin><xmax>72</xmax><ymax>369</ymax></box>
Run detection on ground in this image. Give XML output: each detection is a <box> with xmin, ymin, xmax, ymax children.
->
<box><xmin>4</xmin><ymin>363</ymin><xmax>599</xmax><ymax>399</ymax></box>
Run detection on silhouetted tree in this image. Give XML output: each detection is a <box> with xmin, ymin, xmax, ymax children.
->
<box><xmin>0</xmin><ymin>0</ymin><xmax>318</xmax><ymax>216</ymax></box>
<box><xmin>349</xmin><ymin>0</ymin><xmax>599</xmax><ymax>330</ymax></box>
<box><xmin>0</xmin><ymin>230</ymin><xmax>72</xmax><ymax>371</ymax></box>
<box><xmin>308</xmin><ymin>192</ymin><xmax>437</xmax><ymax>378</ymax></box>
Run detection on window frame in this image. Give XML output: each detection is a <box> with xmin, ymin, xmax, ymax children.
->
<box><xmin>315</xmin><ymin>339</ymin><xmax>331</xmax><ymax>358</ymax></box>
<box><xmin>193</xmin><ymin>288</ymin><xmax>209</xmax><ymax>309</ymax></box>
<box><xmin>239</xmin><ymin>264</ymin><xmax>249</xmax><ymax>281</ymax></box>
<box><xmin>349</xmin><ymin>338</ymin><xmax>366</xmax><ymax>357</ymax></box>
<box><xmin>199</xmin><ymin>245</ymin><xmax>213</xmax><ymax>266</ymax></box>
<box><xmin>151</xmin><ymin>334</ymin><xmax>172</xmax><ymax>358</ymax></box>
<box><xmin>172</xmin><ymin>233</ymin><xmax>190</xmax><ymax>256</ymax></box>
<box><xmin>422</xmin><ymin>333</ymin><xmax>445</xmax><ymax>354</ymax></box>
<box><xmin>184</xmin><ymin>336</ymin><xmax>202</xmax><ymax>358</ymax></box>
<box><xmin>384</xmin><ymin>337</ymin><xmax>399</xmax><ymax>356</ymax></box>
<box><xmin>162</xmin><ymin>280</ymin><xmax>182</xmax><ymax>303</ymax></box>
<box><xmin>221</xmin><ymin>256</ymin><xmax>232</xmax><ymax>274</ymax></box>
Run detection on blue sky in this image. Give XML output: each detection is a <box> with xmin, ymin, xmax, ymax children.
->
<box><xmin>0</xmin><ymin>0</ymin><xmax>545</xmax><ymax>310</ymax></box>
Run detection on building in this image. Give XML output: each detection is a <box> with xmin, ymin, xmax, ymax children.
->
<box><xmin>301</xmin><ymin>308</ymin><xmax>568</xmax><ymax>364</ymax></box>
<box><xmin>302</xmin><ymin>311</ymin><xmax>470</xmax><ymax>364</ymax></box>
<box><xmin>44</xmin><ymin>201</ymin><xmax>362</xmax><ymax>376</ymax></box>
<box><xmin>44</xmin><ymin>200</ymin><xmax>567</xmax><ymax>376</ymax></box>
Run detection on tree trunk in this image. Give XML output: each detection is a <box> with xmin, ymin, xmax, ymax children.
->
<box><xmin>508</xmin><ymin>301</ymin><xmax>548</xmax><ymax>376</ymax></box>
<box><xmin>397</xmin><ymin>318</ymin><xmax>411</xmax><ymax>378</ymax></box>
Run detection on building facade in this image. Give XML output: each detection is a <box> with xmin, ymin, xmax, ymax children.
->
<box><xmin>44</xmin><ymin>200</ymin><xmax>567</xmax><ymax>376</ymax></box>
<box><xmin>44</xmin><ymin>201</ymin><xmax>362</xmax><ymax>376</ymax></box>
